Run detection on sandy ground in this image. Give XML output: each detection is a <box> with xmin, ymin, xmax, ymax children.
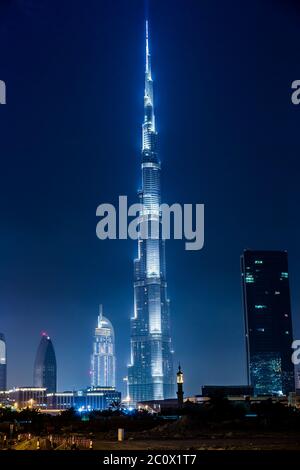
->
<box><xmin>8</xmin><ymin>434</ymin><xmax>300</xmax><ymax>451</ymax></box>
<box><xmin>91</xmin><ymin>436</ymin><xmax>300</xmax><ymax>451</ymax></box>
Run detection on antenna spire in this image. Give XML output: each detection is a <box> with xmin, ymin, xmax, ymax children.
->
<box><xmin>145</xmin><ymin>20</ymin><xmax>151</xmax><ymax>79</ymax></box>
<box><xmin>98</xmin><ymin>304</ymin><xmax>103</xmax><ymax>328</ymax></box>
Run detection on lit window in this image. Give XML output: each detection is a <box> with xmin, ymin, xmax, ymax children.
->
<box><xmin>255</xmin><ymin>260</ymin><xmax>263</xmax><ymax>264</ymax></box>
<box><xmin>255</xmin><ymin>305</ymin><xmax>267</xmax><ymax>309</ymax></box>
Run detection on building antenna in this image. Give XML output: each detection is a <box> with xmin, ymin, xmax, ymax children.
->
<box><xmin>145</xmin><ymin>0</ymin><xmax>150</xmax><ymax>22</ymax></box>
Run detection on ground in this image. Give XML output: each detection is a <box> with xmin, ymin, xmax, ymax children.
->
<box><xmin>9</xmin><ymin>433</ymin><xmax>300</xmax><ymax>451</ymax></box>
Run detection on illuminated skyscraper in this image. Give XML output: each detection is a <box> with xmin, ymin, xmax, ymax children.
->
<box><xmin>33</xmin><ymin>333</ymin><xmax>57</xmax><ymax>393</ymax></box>
<box><xmin>0</xmin><ymin>333</ymin><xmax>7</xmax><ymax>391</ymax></box>
<box><xmin>91</xmin><ymin>305</ymin><xmax>116</xmax><ymax>388</ymax></box>
<box><xmin>241</xmin><ymin>250</ymin><xmax>295</xmax><ymax>396</ymax></box>
<box><xmin>128</xmin><ymin>21</ymin><xmax>175</xmax><ymax>403</ymax></box>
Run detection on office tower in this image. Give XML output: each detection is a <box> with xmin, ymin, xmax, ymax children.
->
<box><xmin>33</xmin><ymin>333</ymin><xmax>57</xmax><ymax>393</ymax></box>
<box><xmin>128</xmin><ymin>21</ymin><xmax>175</xmax><ymax>403</ymax></box>
<box><xmin>91</xmin><ymin>305</ymin><xmax>116</xmax><ymax>388</ymax></box>
<box><xmin>241</xmin><ymin>250</ymin><xmax>295</xmax><ymax>396</ymax></box>
<box><xmin>0</xmin><ymin>333</ymin><xmax>7</xmax><ymax>390</ymax></box>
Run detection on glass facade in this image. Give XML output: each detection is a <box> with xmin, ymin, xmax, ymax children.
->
<box><xmin>128</xmin><ymin>21</ymin><xmax>175</xmax><ymax>403</ymax></box>
<box><xmin>33</xmin><ymin>334</ymin><xmax>57</xmax><ymax>393</ymax></box>
<box><xmin>241</xmin><ymin>250</ymin><xmax>295</xmax><ymax>396</ymax></box>
<box><xmin>91</xmin><ymin>305</ymin><xmax>116</xmax><ymax>388</ymax></box>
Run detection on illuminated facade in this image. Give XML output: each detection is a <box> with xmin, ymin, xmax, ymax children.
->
<box><xmin>0</xmin><ymin>387</ymin><xmax>120</xmax><ymax>411</ymax></box>
<box><xmin>0</xmin><ymin>333</ymin><xmax>7</xmax><ymax>391</ymax></box>
<box><xmin>241</xmin><ymin>250</ymin><xmax>295</xmax><ymax>396</ymax></box>
<box><xmin>91</xmin><ymin>305</ymin><xmax>116</xmax><ymax>388</ymax></box>
<box><xmin>128</xmin><ymin>21</ymin><xmax>175</xmax><ymax>403</ymax></box>
<box><xmin>47</xmin><ymin>387</ymin><xmax>120</xmax><ymax>411</ymax></box>
<box><xmin>33</xmin><ymin>334</ymin><xmax>57</xmax><ymax>393</ymax></box>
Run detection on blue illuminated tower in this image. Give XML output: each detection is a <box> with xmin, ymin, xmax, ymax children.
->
<box><xmin>128</xmin><ymin>21</ymin><xmax>175</xmax><ymax>403</ymax></box>
<box><xmin>91</xmin><ymin>304</ymin><xmax>116</xmax><ymax>388</ymax></box>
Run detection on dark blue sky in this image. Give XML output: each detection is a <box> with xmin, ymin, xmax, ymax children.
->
<box><xmin>0</xmin><ymin>0</ymin><xmax>299</xmax><ymax>396</ymax></box>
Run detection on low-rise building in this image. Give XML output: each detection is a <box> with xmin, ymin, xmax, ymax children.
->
<box><xmin>0</xmin><ymin>386</ymin><xmax>121</xmax><ymax>412</ymax></box>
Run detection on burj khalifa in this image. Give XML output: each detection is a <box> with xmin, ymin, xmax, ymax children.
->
<box><xmin>128</xmin><ymin>21</ymin><xmax>175</xmax><ymax>403</ymax></box>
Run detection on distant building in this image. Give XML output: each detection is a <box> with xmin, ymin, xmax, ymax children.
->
<box><xmin>47</xmin><ymin>387</ymin><xmax>121</xmax><ymax>411</ymax></box>
<box><xmin>137</xmin><ymin>398</ymin><xmax>178</xmax><ymax>413</ymax></box>
<box><xmin>0</xmin><ymin>333</ymin><xmax>7</xmax><ymax>390</ymax></box>
<box><xmin>295</xmin><ymin>364</ymin><xmax>300</xmax><ymax>393</ymax></box>
<box><xmin>3</xmin><ymin>387</ymin><xmax>47</xmax><ymax>409</ymax></box>
<box><xmin>241</xmin><ymin>250</ymin><xmax>295</xmax><ymax>396</ymax></box>
<box><xmin>33</xmin><ymin>334</ymin><xmax>57</xmax><ymax>393</ymax></box>
<box><xmin>200</xmin><ymin>385</ymin><xmax>254</xmax><ymax>398</ymax></box>
<box><xmin>188</xmin><ymin>394</ymin><xmax>289</xmax><ymax>407</ymax></box>
<box><xmin>0</xmin><ymin>387</ymin><xmax>120</xmax><ymax>411</ymax></box>
<box><xmin>91</xmin><ymin>305</ymin><xmax>116</xmax><ymax>388</ymax></box>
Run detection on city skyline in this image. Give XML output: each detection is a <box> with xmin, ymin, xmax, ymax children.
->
<box><xmin>1</xmin><ymin>0</ymin><xmax>300</xmax><ymax>395</ymax></box>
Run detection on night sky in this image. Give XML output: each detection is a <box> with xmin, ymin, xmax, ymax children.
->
<box><xmin>1</xmin><ymin>0</ymin><xmax>300</xmax><ymax>396</ymax></box>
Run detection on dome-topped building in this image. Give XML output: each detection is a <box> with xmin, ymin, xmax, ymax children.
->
<box><xmin>91</xmin><ymin>305</ymin><xmax>116</xmax><ymax>388</ymax></box>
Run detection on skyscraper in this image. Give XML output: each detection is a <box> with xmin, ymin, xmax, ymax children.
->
<box><xmin>91</xmin><ymin>305</ymin><xmax>116</xmax><ymax>388</ymax></box>
<box><xmin>128</xmin><ymin>21</ymin><xmax>175</xmax><ymax>403</ymax></box>
<box><xmin>33</xmin><ymin>333</ymin><xmax>57</xmax><ymax>393</ymax></box>
<box><xmin>241</xmin><ymin>250</ymin><xmax>295</xmax><ymax>396</ymax></box>
<box><xmin>0</xmin><ymin>333</ymin><xmax>7</xmax><ymax>391</ymax></box>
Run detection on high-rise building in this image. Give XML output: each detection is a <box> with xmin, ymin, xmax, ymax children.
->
<box><xmin>91</xmin><ymin>305</ymin><xmax>116</xmax><ymax>388</ymax></box>
<box><xmin>241</xmin><ymin>250</ymin><xmax>295</xmax><ymax>396</ymax></box>
<box><xmin>0</xmin><ymin>333</ymin><xmax>7</xmax><ymax>391</ymax></box>
<box><xmin>33</xmin><ymin>333</ymin><xmax>57</xmax><ymax>393</ymax></box>
<box><xmin>128</xmin><ymin>21</ymin><xmax>175</xmax><ymax>403</ymax></box>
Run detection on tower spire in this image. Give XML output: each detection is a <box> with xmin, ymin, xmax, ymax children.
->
<box><xmin>98</xmin><ymin>304</ymin><xmax>103</xmax><ymax>328</ymax></box>
<box><xmin>145</xmin><ymin>20</ymin><xmax>151</xmax><ymax>78</ymax></box>
<box><xmin>143</xmin><ymin>19</ymin><xmax>155</xmax><ymax>150</ymax></box>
